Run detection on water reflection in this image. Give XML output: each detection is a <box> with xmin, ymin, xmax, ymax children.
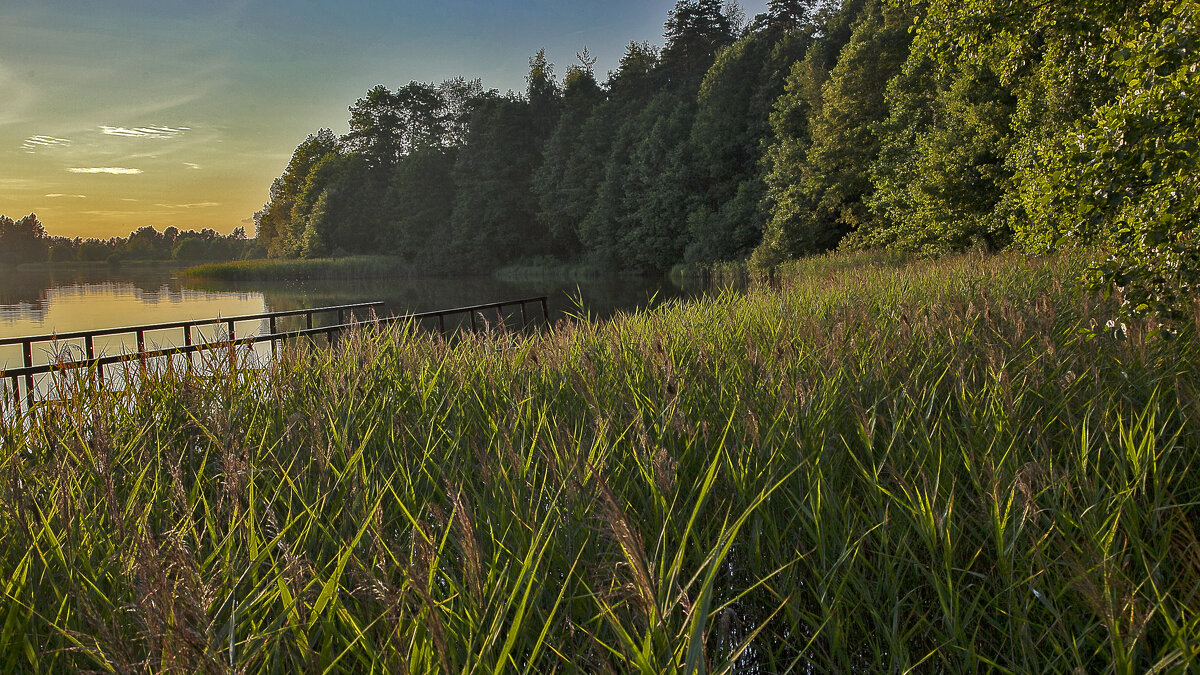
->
<box><xmin>0</xmin><ymin>267</ymin><xmax>709</xmax><ymax>363</ymax></box>
<box><xmin>0</xmin><ymin>267</ymin><xmax>730</xmax><ymax>415</ymax></box>
<box><xmin>190</xmin><ymin>275</ymin><xmax>697</xmax><ymax>325</ymax></box>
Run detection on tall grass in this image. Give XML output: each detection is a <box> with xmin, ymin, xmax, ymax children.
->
<box><xmin>184</xmin><ymin>256</ymin><xmax>418</xmax><ymax>281</ymax></box>
<box><xmin>2</xmin><ymin>250</ymin><xmax>1198</xmax><ymax>672</ymax></box>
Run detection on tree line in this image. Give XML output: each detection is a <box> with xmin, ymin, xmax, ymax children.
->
<box><xmin>0</xmin><ymin>213</ymin><xmax>257</xmax><ymax>266</ymax></box>
<box><xmin>256</xmin><ymin>0</ymin><xmax>1196</xmax><ymax>315</ymax></box>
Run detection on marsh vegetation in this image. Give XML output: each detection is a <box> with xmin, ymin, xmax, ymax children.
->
<box><xmin>2</xmin><ymin>250</ymin><xmax>1197</xmax><ymax>672</ymax></box>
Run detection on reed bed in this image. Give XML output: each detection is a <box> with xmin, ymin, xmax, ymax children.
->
<box><xmin>184</xmin><ymin>256</ymin><xmax>416</xmax><ymax>281</ymax></box>
<box><xmin>2</xmin><ymin>251</ymin><xmax>1198</xmax><ymax>673</ymax></box>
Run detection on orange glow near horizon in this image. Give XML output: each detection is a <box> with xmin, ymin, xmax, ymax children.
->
<box><xmin>2</xmin><ymin>1</ymin><xmax>770</xmax><ymax>240</ymax></box>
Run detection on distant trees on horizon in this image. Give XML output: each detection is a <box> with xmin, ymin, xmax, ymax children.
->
<box><xmin>0</xmin><ymin>213</ymin><xmax>258</xmax><ymax>266</ymax></box>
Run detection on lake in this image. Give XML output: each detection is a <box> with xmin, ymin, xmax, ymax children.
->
<box><xmin>0</xmin><ymin>265</ymin><xmax>709</xmax><ymax>372</ymax></box>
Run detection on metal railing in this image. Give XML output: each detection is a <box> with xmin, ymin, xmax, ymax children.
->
<box><xmin>0</xmin><ymin>296</ymin><xmax>549</xmax><ymax>415</ymax></box>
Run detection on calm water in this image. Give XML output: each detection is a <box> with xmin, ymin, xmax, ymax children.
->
<box><xmin>0</xmin><ymin>266</ymin><xmax>705</xmax><ymax>371</ymax></box>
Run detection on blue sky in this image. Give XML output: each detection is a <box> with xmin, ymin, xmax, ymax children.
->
<box><xmin>0</xmin><ymin>0</ymin><xmax>769</xmax><ymax>238</ymax></box>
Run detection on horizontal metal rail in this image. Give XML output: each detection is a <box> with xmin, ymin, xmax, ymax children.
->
<box><xmin>1</xmin><ymin>295</ymin><xmax>549</xmax><ymax>416</ymax></box>
<box><xmin>0</xmin><ymin>301</ymin><xmax>385</xmax><ymax>347</ymax></box>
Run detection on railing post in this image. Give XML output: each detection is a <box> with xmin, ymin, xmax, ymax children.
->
<box><xmin>184</xmin><ymin>325</ymin><xmax>193</xmax><ymax>373</ymax></box>
<box><xmin>269</xmin><ymin>316</ymin><xmax>277</xmax><ymax>357</ymax></box>
<box><xmin>227</xmin><ymin>320</ymin><xmax>236</xmax><ymax>372</ymax></box>
<box><xmin>520</xmin><ymin>301</ymin><xmax>528</xmax><ymax>327</ymax></box>
<box><xmin>470</xmin><ymin>312</ymin><xmax>477</xmax><ymax>332</ymax></box>
<box><xmin>23</xmin><ymin>339</ymin><xmax>34</xmax><ymax>411</ymax></box>
<box><xmin>541</xmin><ymin>297</ymin><xmax>549</xmax><ymax>323</ymax></box>
<box><xmin>136</xmin><ymin>329</ymin><xmax>147</xmax><ymax>377</ymax></box>
<box><xmin>439</xmin><ymin>314</ymin><xmax>446</xmax><ymax>335</ymax></box>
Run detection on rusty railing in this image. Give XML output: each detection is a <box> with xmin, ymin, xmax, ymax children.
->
<box><xmin>0</xmin><ymin>296</ymin><xmax>549</xmax><ymax>415</ymax></box>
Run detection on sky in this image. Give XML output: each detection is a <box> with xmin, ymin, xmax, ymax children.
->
<box><xmin>0</xmin><ymin>0</ymin><xmax>769</xmax><ymax>240</ymax></box>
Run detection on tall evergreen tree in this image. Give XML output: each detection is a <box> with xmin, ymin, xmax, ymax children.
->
<box><xmin>605</xmin><ymin>41</ymin><xmax>660</xmax><ymax>101</ymax></box>
<box><xmin>0</xmin><ymin>214</ymin><xmax>49</xmax><ymax>265</ymax></box>
<box><xmin>533</xmin><ymin>56</ymin><xmax>606</xmax><ymax>257</ymax></box>
<box><xmin>755</xmin><ymin>0</ymin><xmax>874</xmax><ymax>261</ymax></box>
<box><xmin>661</xmin><ymin>0</ymin><xmax>735</xmax><ymax>85</ymax></box>
<box><xmin>766</xmin><ymin>0</ymin><xmax>818</xmax><ymax>31</ymax></box>
<box><xmin>686</xmin><ymin>26</ymin><xmax>812</xmax><ymax>262</ymax></box>
<box><xmin>526</xmin><ymin>49</ymin><xmax>561</xmax><ymax>146</ymax></box>
<box><xmin>797</xmin><ymin>1</ymin><xmax>913</xmax><ymax>248</ymax></box>
<box><xmin>584</xmin><ymin>92</ymin><xmax>697</xmax><ymax>273</ymax></box>
<box><xmin>443</xmin><ymin>94</ymin><xmax>544</xmax><ymax>272</ymax></box>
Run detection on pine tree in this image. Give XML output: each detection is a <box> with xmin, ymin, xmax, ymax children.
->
<box><xmin>686</xmin><ymin>27</ymin><xmax>812</xmax><ymax>262</ymax></box>
<box><xmin>661</xmin><ymin>0</ymin><xmax>735</xmax><ymax>85</ymax></box>
<box><xmin>444</xmin><ymin>95</ymin><xmax>544</xmax><ymax>272</ymax></box>
<box><xmin>798</xmin><ymin>1</ymin><xmax>913</xmax><ymax>248</ymax></box>
<box><xmin>533</xmin><ymin>57</ymin><xmax>606</xmax><ymax>257</ymax></box>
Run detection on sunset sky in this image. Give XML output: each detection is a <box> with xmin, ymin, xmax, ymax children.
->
<box><xmin>1</xmin><ymin>1</ymin><xmax>768</xmax><ymax>240</ymax></box>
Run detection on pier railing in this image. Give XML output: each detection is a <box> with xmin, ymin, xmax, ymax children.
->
<box><xmin>1</xmin><ymin>296</ymin><xmax>549</xmax><ymax>414</ymax></box>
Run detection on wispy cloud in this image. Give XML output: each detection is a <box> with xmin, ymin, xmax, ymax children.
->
<box><xmin>22</xmin><ymin>135</ymin><xmax>71</xmax><ymax>152</ymax></box>
<box><xmin>183</xmin><ymin>162</ymin><xmax>201</xmax><ymax>169</ymax></box>
<box><xmin>45</xmin><ymin>193</ymin><xmax>87</xmax><ymax>198</ymax></box>
<box><xmin>155</xmin><ymin>201</ymin><xmax>221</xmax><ymax>209</ymax></box>
<box><xmin>100</xmin><ymin>125</ymin><xmax>189</xmax><ymax>138</ymax></box>
<box><xmin>68</xmin><ymin>167</ymin><xmax>143</xmax><ymax>174</ymax></box>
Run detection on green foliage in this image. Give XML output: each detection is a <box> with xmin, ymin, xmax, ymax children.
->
<box><xmin>246</xmin><ymin>0</ymin><xmax>1195</xmax><ymax>318</ymax></box>
<box><xmin>442</xmin><ymin>94</ymin><xmax>545</xmax><ymax>273</ymax></box>
<box><xmin>758</xmin><ymin>0</ymin><xmax>886</xmax><ymax>258</ymax></box>
<box><xmin>7</xmin><ymin>251</ymin><xmax>1200</xmax><ymax>671</ymax></box>
<box><xmin>800</xmin><ymin>2</ymin><xmax>911</xmax><ymax>243</ymax></box>
<box><xmin>345</xmin><ymin>83</ymin><xmax>452</xmax><ymax>168</ymax></box>
<box><xmin>863</xmin><ymin>57</ymin><xmax>1018</xmax><ymax>254</ymax></box>
<box><xmin>382</xmin><ymin>148</ymin><xmax>458</xmax><ymax>260</ymax></box>
<box><xmin>0</xmin><ymin>215</ymin><xmax>250</xmax><ymax>265</ymax></box>
<box><xmin>532</xmin><ymin>58</ymin><xmax>605</xmax><ymax>258</ymax></box>
<box><xmin>525</xmin><ymin>49</ymin><xmax>561</xmax><ymax>144</ymax></box>
<box><xmin>686</xmin><ymin>29</ymin><xmax>811</xmax><ymax>263</ymax></box>
<box><xmin>583</xmin><ymin>91</ymin><xmax>698</xmax><ymax>273</ymax></box>
<box><xmin>255</xmin><ymin>129</ymin><xmax>340</xmax><ymax>258</ymax></box>
<box><xmin>661</xmin><ymin>0</ymin><xmax>736</xmax><ymax>84</ymax></box>
<box><xmin>0</xmin><ymin>214</ymin><xmax>48</xmax><ymax>266</ymax></box>
<box><xmin>1015</xmin><ymin>2</ymin><xmax>1199</xmax><ymax>318</ymax></box>
<box><xmin>889</xmin><ymin>0</ymin><xmax>1198</xmax><ymax>317</ymax></box>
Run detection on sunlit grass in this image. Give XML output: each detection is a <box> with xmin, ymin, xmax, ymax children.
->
<box><xmin>3</xmin><ymin>250</ymin><xmax>1198</xmax><ymax>672</ymax></box>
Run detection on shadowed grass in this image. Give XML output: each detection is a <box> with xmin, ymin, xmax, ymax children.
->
<box><xmin>2</xmin><ymin>250</ymin><xmax>1198</xmax><ymax>672</ymax></box>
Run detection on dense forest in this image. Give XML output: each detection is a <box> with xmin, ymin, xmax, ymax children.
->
<box><xmin>0</xmin><ymin>213</ymin><xmax>257</xmax><ymax>266</ymax></box>
<box><xmin>249</xmin><ymin>0</ymin><xmax>1193</xmax><ymax>315</ymax></box>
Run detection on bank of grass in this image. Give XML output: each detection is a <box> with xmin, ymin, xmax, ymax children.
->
<box><xmin>184</xmin><ymin>255</ymin><xmax>416</xmax><ymax>281</ymax></box>
<box><xmin>3</xmin><ymin>250</ymin><xmax>1199</xmax><ymax>672</ymax></box>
